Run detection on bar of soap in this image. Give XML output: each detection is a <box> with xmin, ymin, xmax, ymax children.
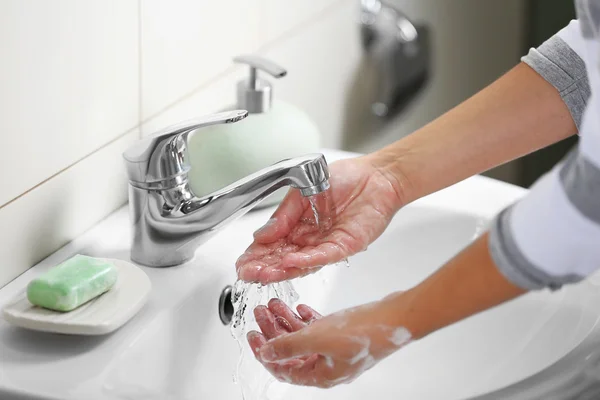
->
<box><xmin>26</xmin><ymin>255</ymin><xmax>118</xmax><ymax>312</ymax></box>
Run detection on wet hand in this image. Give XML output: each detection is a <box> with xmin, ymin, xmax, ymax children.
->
<box><xmin>247</xmin><ymin>299</ymin><xmax>323</xmax><ymax>384</ymax></box>
<box><xmin>248</xmin><ymin>298</ymin><xmax>412</xmax><ymax>388</ymax></box>
<box><xmin>236</xmin><ymin>157</ymin><xmax>406</xmax><ymax>284</ymax></box>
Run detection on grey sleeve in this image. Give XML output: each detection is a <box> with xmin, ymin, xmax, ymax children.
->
<box><xmin>489</xmin><ymin>205</ymin><xmax>584</xmax><ymax>292</ymax></box>
<box><xmin>489</xmin><ymin>143</ymin><xmax>600</xmax><ymax>291</ymax></box>
<box><xmin>490</xmin><ymin>6</ymin><xmax>600</xmax><ymax>292</ymax></box>
<box><xmin>522</xmin><ymin>35</ymin><xmax>590</xmax><ymax>129</ymax></box>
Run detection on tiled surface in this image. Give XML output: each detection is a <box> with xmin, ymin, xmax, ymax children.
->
<box><xmin>259</xmin><ymin>0</ymin><xmax>342</xmax><ymax>43</ymax></box>
<box><xmin>0</xmin><ymin>0</ymin><xmax>139</xmax><ymax>206</ymax></box>
<box><xmin>140</xmin><ymin>0</ymin><xmax>261</xmax><ymax>120</ymax></box>
<box><xmin>0</xmin><ymin>129</ymin><xmax>138</xmax><ymax>288</ymax></box>
<box><xmin>140</xmin><ymin>69</ymin><xmax>244</xmax><ymax>136</ymax></box>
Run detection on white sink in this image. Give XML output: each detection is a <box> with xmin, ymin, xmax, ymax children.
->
<box><xmin>1</xmin><ymin>149</ymin><xmax>600</xmax><ymax>400</ymax></box>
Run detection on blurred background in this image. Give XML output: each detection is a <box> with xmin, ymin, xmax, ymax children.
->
<box><xmin>0</xmin><ymin>0</ymin><xmax>579</xmax><ymax>285</ymax></box>
<box><xmin>348</xmin><ymin>0</ymin><xmax>577</xmax><ymax>188</ymax></box>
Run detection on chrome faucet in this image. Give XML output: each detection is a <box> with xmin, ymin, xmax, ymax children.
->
<box><xmin>122</xmin><ymin>110</ymin><xmax>330</xmax><ymax>267</ymax></box>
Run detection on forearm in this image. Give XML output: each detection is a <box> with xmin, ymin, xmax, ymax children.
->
<box><xmin>383</xmin><ymin>233</ymin><xmax>526</xmax><ymax>339</ymax></box>
<box><xmin>369</xmin><ymin>62</ymin><xmax>577</xmax><ymax>204</ymax></box>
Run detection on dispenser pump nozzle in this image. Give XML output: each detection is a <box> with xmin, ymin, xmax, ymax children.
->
<box><xmin>234</xmin><ymin>55</ymin><xmax>287</xmax><ymax>113</ymax></box>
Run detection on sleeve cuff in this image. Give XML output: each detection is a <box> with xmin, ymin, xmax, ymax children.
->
<box><xmin>522</xmin><ymin>35</ymin><xmax>590</xmax><ymax>130</ymax></box>
<box><xmin>489</xmin><ymin>206</ymin><xmax>584</xmax><ymax>291</ymax></box>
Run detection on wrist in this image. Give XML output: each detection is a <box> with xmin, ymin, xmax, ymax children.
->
<box><xmin>377</xmin><ymin>289</ymin><xmax>430</xmax><ymax>340</ymax></box>
<box><xmin>379</xmin><ymin>234</ymin><xmax>527</xmax><ymax>341</ymax></box>
<box><xmin>364</xmin><ymin>146</ymin><xmax>422</xmax><ymax>206</ymax></box>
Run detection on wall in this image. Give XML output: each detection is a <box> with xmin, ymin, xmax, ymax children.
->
<box><xmin>0</xmin><ymin>0</ymin><xmax>525</xmax><ymax>288</ymax></box>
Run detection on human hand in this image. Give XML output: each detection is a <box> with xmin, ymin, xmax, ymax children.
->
<box><xmin>247</xmin><ymin>297</ymin><xmax>412</xmax><ymax>388</ymax></box>
<box><xmin>236</xmin><ymin>156</ymin><xmax>406</xmax><ymax>284</ymax></box>
<box><xmin>247</xmin><ymin>299</ymin><xmax>323</xmax><ymax>385</ymax></box>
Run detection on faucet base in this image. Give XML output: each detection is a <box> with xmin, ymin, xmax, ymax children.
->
<box><xmin>130</xmin><ymin>254</ymin><xmax>195</xmax><ymax>268</ymax></box>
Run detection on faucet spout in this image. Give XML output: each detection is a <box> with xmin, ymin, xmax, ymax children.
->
<box><xmin>127</xmin><ymin>153</ymin><xmax>330</xmax><ymax>267</ymax></box>
<box><xmin>193</xmin><ymin>152</ymin><xmax>329</xmax><ymax>215</ymax></box>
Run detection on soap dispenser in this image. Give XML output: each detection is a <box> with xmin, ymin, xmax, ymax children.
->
<box><xmin>187</xmin><ymin>55</ymin><xmax>321</xmax><ymax>206</ymax></box>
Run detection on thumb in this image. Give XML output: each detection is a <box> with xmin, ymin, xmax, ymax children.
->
<box><xmin>259</xmin><ymin>331</ymin><xmax>315</xmax><ymax>362</ymax></box>
<box><xmin>254</xmin><ymin>190</ymin><xmax>305</xmax><ymax>243</ymax></box>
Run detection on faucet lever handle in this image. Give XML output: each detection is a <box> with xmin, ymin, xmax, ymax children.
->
<box><xmin>123</xmin><ymin>110</ymin><xmax>248</xmax><ymax>186</ymax></box>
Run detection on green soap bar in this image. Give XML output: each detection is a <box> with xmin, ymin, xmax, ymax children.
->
<box><xmin>26</xmin><ymin>255</ymin><xmax>118</xmax><ymax>312</ymax></box>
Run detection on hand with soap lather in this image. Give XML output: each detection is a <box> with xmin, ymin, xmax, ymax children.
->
<box><xmin>236</xmin><ymin>156</ymin><xmax>406</xmax><ymax>284</ymax></box>
<box><xmin>247</xmin><ymin>298</ymin><xmax>412</xmax><ymax>389</ymax></box>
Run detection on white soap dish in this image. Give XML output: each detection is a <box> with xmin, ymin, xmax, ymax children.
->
<box><xmin>2</xmin><ymin>258</ymin><xmax>151</xmax><ymax>335</ymax></box>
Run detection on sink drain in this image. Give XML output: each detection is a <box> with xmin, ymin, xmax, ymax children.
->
<box><xmin>219</xmin><ymin>285</ymin><xmax>234</xmax><ymax>325</ymax></box>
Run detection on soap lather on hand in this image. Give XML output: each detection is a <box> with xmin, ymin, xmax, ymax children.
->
<box><xmin>26</xmin><ymin>255</ymin><xmax>118</xmax><ymax>312</ymax></box>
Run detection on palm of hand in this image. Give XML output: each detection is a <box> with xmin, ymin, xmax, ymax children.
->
<box><xmin>236</xmin><ymin>157</ymin><xmax>403</xmax><ymax>284</ymax></box>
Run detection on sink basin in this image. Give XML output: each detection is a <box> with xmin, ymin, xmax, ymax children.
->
<box><xmin>1</xmin><ymin>149</ymin><xmax>600</xmax><ymax>400</ymax></box>
<box><xmin>290</xmin><ymin>206</ymin><xmax>600</xmax><ymax>400</ymax></box>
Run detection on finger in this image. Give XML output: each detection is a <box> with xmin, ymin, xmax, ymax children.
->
<box><xmin>247</xmin><ymin>331</ymin><xmax>267</xmax><ymax>360</ymax></box>
<box><xmin>236</xmin><ymin>255</ymin><xmax>280</xmax><ymax>275</ymax></box>
<box><xmin>281</xmin><ymin>242</ymin><xmax>347</xmax><ymax>269</ymax></box>
<box><xmin>254</xmin><ymin>306</ymin><xmax>286</xmax><ymax>340</ymax></box>
<box><xmin>249</xmin><ymin>331</ymin><xmax>305</xmax><ymax>377</ymax></box>
<box><xmin>235</xmin><ymin>241</ymin><xmax>285</xmax><ymax>270</ymax></box>
<box><xmin>236</xmin><ymin>243</ymin><xmax>272</xmax><ymax>266</ymax></box>
<box><xmin>237</xmin><ymin>260</ymin><xmax>267</xmax><ymax>282</ymax></box>
<box><xmin>268</xmin><ymin>298</ymin><xmax>306</xmax><ymax>331</ymax></box>
<box><xmin>259</xmin><ymin>330</ymin><xmax>318</xmax><ymax>362</ymax></box>
<box><xmin>237</xmin><ymin>241</ymin><xmax>302</xmax><ymax>282</ymax></box>
<box><xmin>275</xmin><ymin>316</ymin><xmax>293</xmax><ymax>333</ymax></box>
<box><xmin>301</xmin><ymin>354</ymin><xmax>321</xmax><ymax>370</ymax></box>
<box><xmin>296</xmin><ymin>304</ymin><xmax>322</xmax><ymax>323</ymax></box>
<box><xmin>255</xmin><ymin>265</ymin><xmax>323</xmax><ymax>285</ymax></box>
<box><xmin>279</xmin><ymin>354</ymin><xmax>320</xmax><ymax>384</ymax></box>
<box><xmin>254</xmin><ymin>190</ymin><xmax>308</xmax><ymax>244</ymax></box>
<box><xmin>269</xmin><ymin>358</ymin><xmax>305</xmax><ymax>381</ymax></box>
<box><xmin>277</xmin><ymin>355</ymin><xmax>339</xmax><ymax>388</ymax></box>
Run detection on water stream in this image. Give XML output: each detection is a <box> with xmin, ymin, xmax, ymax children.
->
<box><xmin>230</xmin><ymin>190</ymin><xmax>338</xmax><ymax>399</ymax></box>
<box><xmin>308</xmin><ymin>191</ymin><xmax>334</xmax><ymax>233</ymax></box>
<box><xmin>230</xmin><ymin>280</ymin><xmax>299</xmax><ymax>400</ymax></box>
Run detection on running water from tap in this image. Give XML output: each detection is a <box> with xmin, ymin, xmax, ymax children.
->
<box><xmin>231</xmin><ymin>186</ymin><xmax>352</xmax><ymax>399</ymax></box>
<box><xmin>230</xmin><ymin>280</ymin><xmax>299</xmax><ymax>400</ymax></box>
<box><xmin>307</xmin><ymin>190</ymin><xmax>334</xmax><ymax>233</ymax></box>
<box><xmin>308</xmin><ymin>190</ymin><xmax>350</xmax><ymax>269</ymax></box>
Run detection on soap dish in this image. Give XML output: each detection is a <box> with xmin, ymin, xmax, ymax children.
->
<box><xmin>2</xmin><ymin>258</ymin><xmax>151</xmax><ymax>335</ymax></box>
